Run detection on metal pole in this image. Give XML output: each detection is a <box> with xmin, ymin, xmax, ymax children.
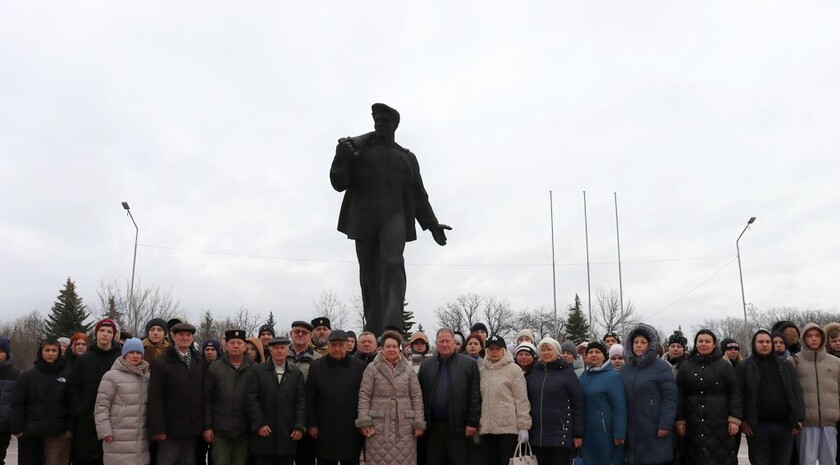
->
<box><xmin>583</xmin><ymin>191</ymin><xmax>592</xmax><ymax>334</ymax></box>
<box><xmin>550</xmin><ymin>191</ymin><xmax>557</xmax><ymax>320</ymax></box>
<box><xmin>614</xmin><ymin>192</ymin><xmax>624</xmax><ymax>314</ymax></box>
<box><xmin>736</xmin><ymin>217</ymin><xmax>756</xmax><ymax>323</ymax></box>
<box><xmin>122</xmin><ymin>202</ymin><xmax>139</xmax><ymax>316</ymax></box>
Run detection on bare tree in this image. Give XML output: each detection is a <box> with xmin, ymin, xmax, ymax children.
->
<box><xmin>434</xmin><ymin>294</ymin><xmax>483</xmax><ymax>333</ymax></box>
<box><xmin>312</xmin><ymin>289</ymin><xmax>350</xmax><ymax>329</ymax></box>
<box><xmin>592</xmin><ymin>287</ymin><xmax>638</xmax><ymax>340</ymax></box>
<box><xmin>692</xmin><ymin>316</ymin><xmax>752</xmax><ymax>354</ymax></box>
<box><xmin>216</xmin><ymin>306</ymin><xmax>263</xmax><ymax>336</ymax></box>
<box><xmin>349</xmin><ymin>294</ymin><xmax>365</xmax><ymax>330</ymax></box>
<box><xmin>757</xmin><ymin>306</ymin><xmax>840</xmax><ymax>330</ymax></box>
<box><xmin>515</xmin><ymin>306</ymin><xmax>565</xmax><ymax>341</ymax></box>
<box><xmin>95</xmin><ymin>279</ymin><xmax>180</xmax><ymax>336</ymax></box>
<box><xmin>0</xmin><ymin>310</ymin><xmax>46</xmax><ymax>370</ymax></box>
<box><xmin>482</xmin><ymin>297</ymin><xmax>516</xmax><ymax>339</ymax></box>
<box><xmin>434</xmin><ymin>294</ymin><xmax>517</xmax><ymax>338</ymax></box>
<box><xmin>693</xmin><ymin>305</ymin><xmax>840</xmax><ymax>357</ymax></box>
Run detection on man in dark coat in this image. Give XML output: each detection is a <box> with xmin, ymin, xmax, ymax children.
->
<box><xmin>737</xmin><ymin>329</ymin><xmax>804</xmax><ymax>465</ymax></box>
<box><xmin>204</xmin><ymin>329</ymin><xmax>255</xmax><ymax>465</ymax></box>
<box><xmin>246</xmin><ymin>336</ymin><xmax>306</xmax><ymax>465</ymax></box>
<box><xmin>69</xmin><ymin>318</ymin><xmax>122</xmax><ymax>465</ymax></box>
<box><xmin>330</xmin><ymin>103</ymin><xmax>451</xmax><ymax>335</ymax></box>
<box><xmin>417</xmin><ymin>327</ymin><xmax>481</xmax><ymax>465</ymax></box>
<box><xmin>306</xmin><ymin>330</ymin><xmax>366</xmax><ymax>465</ymax></box>
<box><xmin>149</xmin><ymin>322</ymin><xmax>205</xmax><ymax>465</ymax></box>
<box><xmin>287</xmin><ymin>320</ymin><xmax>320</xmax><ymax>465</ymax></box>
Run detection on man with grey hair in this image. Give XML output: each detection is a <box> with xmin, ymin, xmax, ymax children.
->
<box><xmin>353</xmin><ymin>331</ymin><xmax>378</xmax><ymax>365</ymax></box>
<box><xmin>417</xmin><ymin>328</ymin><xmax>481</xmax><ymax>465</ymax></box>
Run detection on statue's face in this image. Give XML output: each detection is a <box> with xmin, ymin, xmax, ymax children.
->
<box><xmin>373</xmin><ymin>113</ymin><xmax>397</xmax><ymax>137</ymax></box>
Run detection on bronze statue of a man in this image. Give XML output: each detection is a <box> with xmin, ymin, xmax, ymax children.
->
<box><xmin>330</xmin><ymin>103</ymin><xmax>450</xmax><ymax>335</ymax></box>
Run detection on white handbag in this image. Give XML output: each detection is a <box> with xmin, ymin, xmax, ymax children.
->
<box><xmin>509</xmin><ymin>441</ymin><xmax>538</xmax><ymax>465</ymax></box>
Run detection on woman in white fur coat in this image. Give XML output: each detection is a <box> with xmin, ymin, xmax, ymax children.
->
<box><xmin>479</xmin><ymin>335</ymin><xmax>532</xmax><ymax>465</ymax></box>
<box><xmin>94</xmin><ymin>338</ymin><xmax>151</xmax><ymax>465</ymax></box>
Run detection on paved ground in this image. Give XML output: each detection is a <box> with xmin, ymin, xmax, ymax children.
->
<box><xmin>2</xmin><ymin>435</ymin><xmax>753</xmax><ymax>465</ymax></box>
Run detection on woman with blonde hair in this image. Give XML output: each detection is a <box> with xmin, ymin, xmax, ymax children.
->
<box><xmin>526</xmin><ymin>337</ymin><xmax>584</xmax><ymax>465</ymax></box>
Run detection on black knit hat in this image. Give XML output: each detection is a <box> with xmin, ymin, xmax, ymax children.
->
<box><xmin>586</xmin><ymin>341</ymin><xmax>609</xmax><ymax>359</ymax></box>
<box><xmin>258</xmin><ymin>325</ymin><xmax>275</xmax><ymax>337</ymax></box>
<box><xmin>667</xmin><ymin>332</ymin><xmax>688</xmax><ymax>348</ymax></box>
<box><xmin>470</xmin><ymin>322</ymin><xmax>488</xmax><ymax>334</ymax></box>
<box><xmin>145</xmin><ymin>318</ymin><xmax>168</xmax><ymax>335</ymax></box>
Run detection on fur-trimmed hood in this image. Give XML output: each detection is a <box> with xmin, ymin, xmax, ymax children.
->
<box><xmin>624</xmin><ymin>323</ymin><xmax>660</xmax><ymax>368</ymax></box>
<box><xmin>824</xmin><ymin>322</ymin><xmax>840</xmax><ymax>355</ymax></box>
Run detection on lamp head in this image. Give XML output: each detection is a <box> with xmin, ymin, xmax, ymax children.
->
<box><xmin>747</xmin><ymin>217</ymin><xmax>756</xmax><ymax>224</ymax></box>
<box><xmin>121</xmin><ymin>202</ymin><xmax>130</xmax><ymax>210</ymax></box>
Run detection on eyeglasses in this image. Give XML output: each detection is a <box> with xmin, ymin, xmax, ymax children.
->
<box><xmin>291</xmin><ymin>330</ymin><xmax>310</xmax><ymax>336</ymax></box>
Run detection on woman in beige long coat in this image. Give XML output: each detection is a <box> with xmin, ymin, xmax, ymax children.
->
<box><xmin>94</xmin><ymin>338</ymin><xmax>151</xmax><ymax>465</ymax></box>
<box><xmin>356</xmin><ymin>330</ymin><xmax>426</xmax><ymax>465</ymax></box>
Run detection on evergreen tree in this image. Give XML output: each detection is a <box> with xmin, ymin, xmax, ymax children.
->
<box><xmin>265</xmin><ymin>311</ymin><xmax>277</xmax><ymax>329</ymax></box>
<box><xmin>103</xmin><ymin>295</ymin><xmax>123</xmax><ymax>330</ymax></box>
<box><xmin>564</xmin><ymin>294</ymin><xmax>590</xmax><ymax>343</ymax></box>
<box><xmin>45</xmin><ymin>277</ymin><xmax>91</xmax><ymax>338</ymax></box>
<box><xmin>197</xmin><ymin>310</ymin><xmax>216</xmax><ymax>343</ymax></box>
<box><xmin>402</xmin><ymin>305</ymin><xmax>416</xmax><ymax>340</ymax></box>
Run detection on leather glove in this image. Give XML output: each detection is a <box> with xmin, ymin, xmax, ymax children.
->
<box><xmin>518</xmin><ymin>429</ymin><xmax>529</xmax><ymax>443</ymax></box>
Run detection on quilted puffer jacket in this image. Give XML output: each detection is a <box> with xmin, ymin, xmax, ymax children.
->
<box><xmin>620</xmin><ymin>323</ymin><xmax>678</xmax><ymax>465</ymax></box>
<box><xmin>676</xmin><ymin>347</ymin><xmax>742</xmax><ymax>465</ymax></box>
<box><xmin>355</xmin><ymin>353</ymin><xmax>425</xmax><ymax>465</ymax></box>
<box><xmin>478</xmin><ymin>350</ymin><xmax>531</xmax><ymax>435</ymax></box>
<box><xmin>580</xmin><ymin>361</ymin><xmax>626</xmax><ymax>465</ymax></box>
<box><xmin>94</xmin><ymin>357</ymin><xmax>151</xmax><ymax>465</ymax></box>
<box><xmin>10</xmin><ymin>353</ymin><xmax>71</xmax><ymax>437</ymax></box>
<box><xmin>526</xmin><ymin>358</ymin><xmax>584</xmax><ymax>449</ymax></box>
<box><xmin>795</xmin><ymin>323</ymin><xmax>840</xmax><ymax>427</ymax></box>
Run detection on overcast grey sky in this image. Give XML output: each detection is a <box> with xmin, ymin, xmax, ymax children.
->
<box><xmin>2</xmin><ymin>2</ymin><xmax>838</xmax><ymax>337</ymax></box>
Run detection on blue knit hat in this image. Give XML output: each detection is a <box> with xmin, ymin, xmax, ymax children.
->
<box><xmin>121</xmin><ymin>337</ymin><xmax>144</xmax><ymax>356</ymax></box>
<box><xmin>202</xmin><ymin>339</ymin><xmax>222</xmax><ymax>354</ymax></box>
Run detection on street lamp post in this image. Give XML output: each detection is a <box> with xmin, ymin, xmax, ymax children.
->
<box><xmin>121</xmin><ymin>202</ymin><xmax>139</xmax><ymax>316</ymax></box>
<box><xmin>736</xmin><ymin>216</ymin><xmax>756</xmax><ymax>324</ymax></box>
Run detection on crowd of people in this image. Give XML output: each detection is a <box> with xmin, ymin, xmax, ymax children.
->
<box><xmin>0</xmin><ymin>316</ymin><xmax>837</xmax><ymax>465</ymax></box>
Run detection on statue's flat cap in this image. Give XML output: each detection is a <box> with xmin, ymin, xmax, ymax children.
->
<box><xmin>371</xmin><ymin>103</ymin><xmax>400</xmax><ymax>124</ymax></box>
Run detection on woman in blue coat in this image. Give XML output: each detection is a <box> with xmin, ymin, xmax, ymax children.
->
<box><xmin>526</xmin><ymin>337</ymin><xmax>584</xmax><ymax>465</ymax></box>
<box><xmin>580</xmin><ymin>341</ymin><xmax>627</xmax><ymax>465</ymax></box>
<box><xmin>620</xmin><ymin>324</ymin><xmax>678</xmax><ymax>465</ymax></box>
